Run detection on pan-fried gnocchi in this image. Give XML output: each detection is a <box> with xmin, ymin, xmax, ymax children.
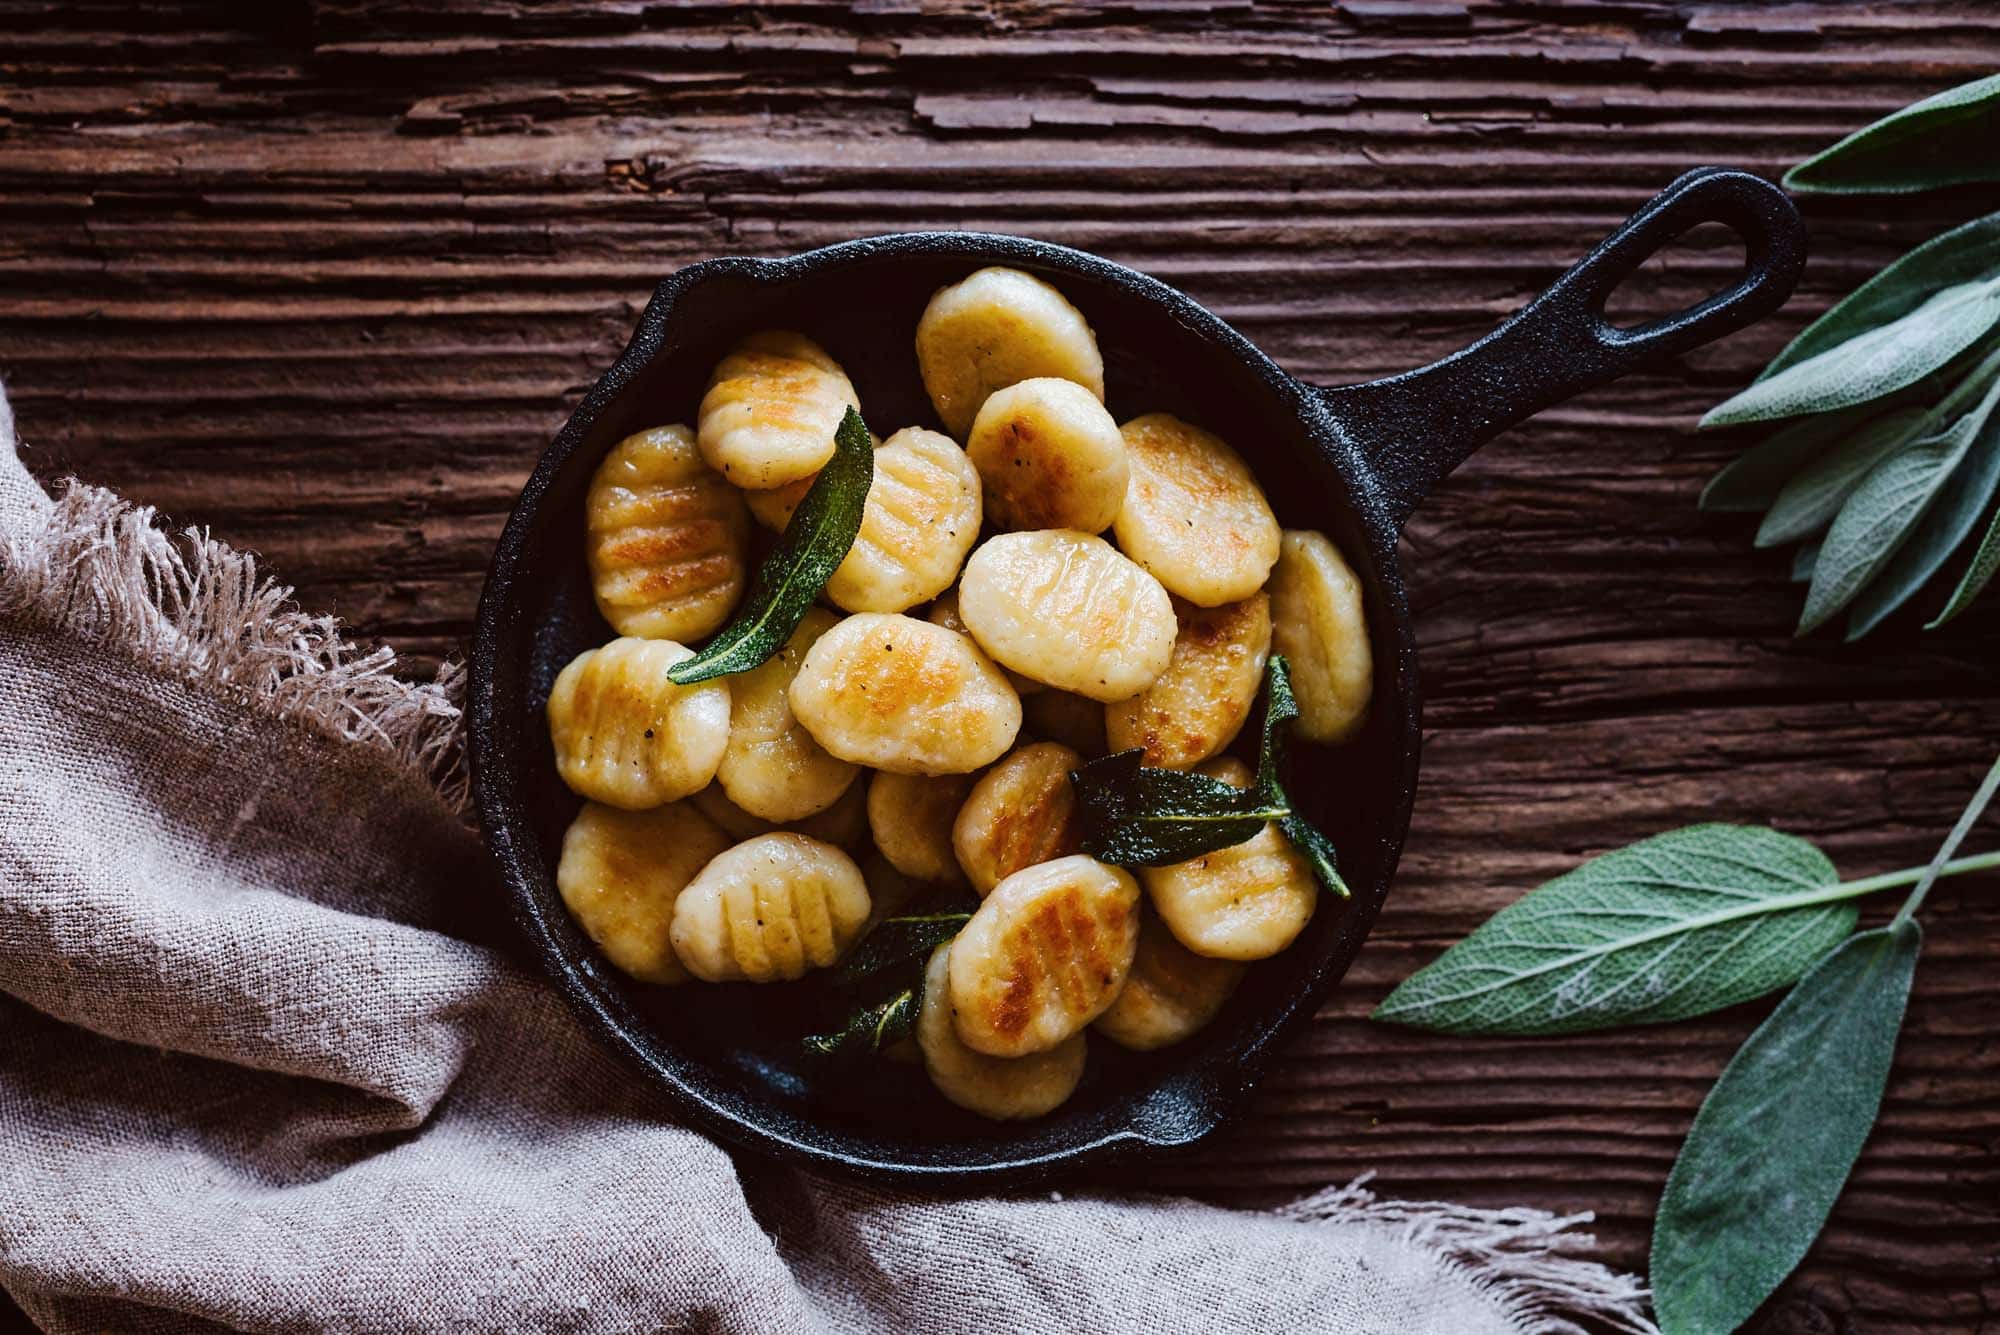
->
<box><xmin>1269</xmin><ymin>528</ymin><xmax>1373</xmax><ymax>745</ymax></box>
<box><xmin>915</xmin><ymin>267</ymin><xmax>1106</xmax><ymax>439</ymax></box>
<box><xmin>1114</xmin><ymin>413</ymin><xmax>1280</xmax><ymax>607</ymax></box>
<box><xmin>965</xmin><ymin>378</ymin><xmax>1129</xmax><ymax>533</ymax></box>
<box><xmin>951</xmin><ymin>741</ymin><xmax>1084</xmax><ymax>895</ymax></box>
<box><xmin>824</xmin><ymin>428</ymin><xmax>982</xmax><ymax>613</ymax></box>
<box><xmin>1093</xmin><ymin>911</ymin><xmax>1245</xmax><ymax>1050</ymax></box>
<box><xmin>546</xmin><ymin>264</ymin><xmax>1379</xmax><ymax>1124</ymax></box>
<box><xmin>698</xmin><ymin>330</ymin><xmax>861</xmax><ymax>488</ymax></box>
<box><xmin>1104</xmin><ymin>594</ymin><xmax>1271</xmax><ymax>769</ymax></box>
<box><xmin>948</xmin><ymin>854</ymin><xmax>1141</xmax><ymax>1057</ymax></box>
<box><xmin>790</xmin><ymin>613</ymin><xmax>1021</xmax><ymax>774</ymax></box>
<box><xmin>556</xmin><ymin>801</ymin><xmax>733</xmax><ymax>985</ymax></box>
<box><xmin>586</xmin><ymin>425</ymin><xmax>750</xmax><ymax>642</ymax></box>
<box><xmin>715</xmin><ymin>607</ymin><xmax>861</xmax><ymax>822</ymax></box>
<box><xmin>917</xmin><ymin>943</ymin><xmax>1086</xmax><ymax>1120</ymax></box>
<box><xmin>669</xmin><ymin>833</ymin><xmax>872</xmax><ymax>983</ymax></box>
<box><xmin>692</xmin><ymin>776</ymin><xmax>868</xmax><ymax>848</ymax></box>
<box><xmin>547</xmin><ymin>638</ymin><xmax>732</xmax><ymax>809</ymax></box>
<box><xmin>867</xmin><ymin>769</ymin><xmax>975</xmax><ymax>884</ymax></box>
<box><xmin>1142</xmin><ymin>759</ymin><xmax>1316</xmax><ymax>961</ymax></box>
<box><xmin>957</xmin><ymin>530</ymin><xmax>1177</xmax><ymax>702</ymax></box>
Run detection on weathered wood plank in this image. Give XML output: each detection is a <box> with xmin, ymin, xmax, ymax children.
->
<box><xmin>3</xmin><ymin>2</ymin><xmax>1998</xmax><ymax>1328</ymax></box>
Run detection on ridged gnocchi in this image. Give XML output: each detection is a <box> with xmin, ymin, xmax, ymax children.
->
<box><xmin>546</xmin><ymin>638</ymin><xmax>732</xmax><ymax>809</ymax></box>
<box><xmin>715</xmin><ymin>607</ymin><xmax>861</xmax><ymax>822</ymax></box>
<box><xmin>585</xmin><ymin>425</ymin><xmax>750</xmax><ymax>642</ymax></box>
<box><xmin>825</xmin><ymin>428</ymin><xmax>982</xmax><ymax>613</ymax></box>
<box><xmin>1093</xmin><ymin>910</ymin><xmax>1245</xmax><ymax>1050</ymax></box>
<box><xmin>957</xmin><ymin>530</ymin><xmax>1177</xmax><ymax>702</ymax></box>
<box><xmin>951</xmin><ymin>741</ymin><xmax>1084</xmax><ymax>895</ymax></box>
<box><xmin>965</xmin><ymin>378</ymin><xmax>1128</xmax><ymax>533</ymax></box>
<box><xmin>790</xmin><ymin>613</ymin><xmax>1022</xmax><ymax>774</ymax></box>
<box><xmin>916</xmin><ymin>267</ymin><xmax>1106</xmax><ymax>439</ymax></box>
<box><xmin>1022</xmin><ymin>688</ymin><xmax>1109</xmax><ymax>757</ymax></box>
<box><xmin>692</xmin><ymin>777</ymin><xmax>869</xmax><ymax>848</ymax></box>
<box><xmin>1114</xmin><ymin>413</ymin><xmax>1280</xmax><ymax>607</ymax></box>
<box><xmin>1269</xmin><ymin>528</ymin><xmax>1373</xmax><ymax>745</ymax></box>
<box><xmin>697</xmin><ymin>330</ymin><xmax>860</xmax><ymax>488</ymax></box>
<box><xmin>928</xmin><ymin>588</ymin><xmax>1039</xmax><ymax>696</ymax></box>
<box><xmin>556</xmin><ymin>800</ymin><xmax>732</xmax><ymax>985</ymax></box>
<box><xmin>743</xmin><ymin>431</ymin><xmax>882</xmax><ymax>531</ymax></box>
<box><xmin>1142</xmin><ymin>759</ymin><xmax>1316</xmax><ymax>961</ymax></box>
<box><xmin>949</xmin><ymin>854</ymin><xmax>1140</xmax><ymax>1057</ymax></box>
<box><xmin>669</xmin><ymin>833</ymin><xmax>872</xmax><ymax>983</ymax></box>
<box><xmin>1104</xmin><ymin>594</ymin><xmax>1272</xmax><ymax>769</ymax></box>
<box><xmin>867</xmin><ymin>769</ymin><xmax>975</xmax><ymax>884</ymax></box>
<box><xmin>917</xmin><ymin>943</ymin><xmax>1086</xmax><ymax>1120</ymax></box>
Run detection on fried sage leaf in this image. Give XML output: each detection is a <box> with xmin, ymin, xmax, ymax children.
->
<box><xmin>669</xmin><ymin>407</ymin><xmax>874</xmax><ymax>684</ymax></box>
<box><xmin>1255</xmin><ymin>655</ymin><xmax>1349</xmax><ymax>899</ymax></box>
<box><xmin>1371</xmin><ymin>825</ymin><xmax>1855</xmax><ymax>1036</ymax></box>
<box><xmin>1649</xmin><ymin>922</ymin><xmax>1921</xmax><ymax>1335</ymax></box>
<box><xmin>1784</xmin><ymin>72</ymin><xmax>2000</xmax><ymax>195</ymax></box>
<box><xmin>828</xmin><ymin>909</ymin><xmax>974</xmax><ymax>991</ymax></box>
<box><xmin>802</xmin><ymin>986</ymin><xmax>921</xmax><ymax>1062</ymax></box>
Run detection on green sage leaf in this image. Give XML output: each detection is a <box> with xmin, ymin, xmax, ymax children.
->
<box><xmin>669</xmin><ymin>407</ymin><xmax>873</xmax><ymax>684</ymax></box>
<box><xmin>1800</xmin><ymin>362</ymin><xmax>2000</xmax><ymax>633</ymax></box>
<box><xmin>1784</xmin><ymin>72</ymin><xmax>2000</xmax><ymax>195</ymax></box>
<box><xmin>1370</xmin><ymin>825</ymin><xmax>1855</xmax><ymax>1036</ymax></box>
<box><xmin>1702</xmin><ymin>278</ymin><xmax>2000</xmax><ymax>429</ymax></box>
<box><xmin>1649</xmin><ymin>921</ymin><xmax>1922</xmax><ymax>1335</ymax></box>
<box><xmin>1847</xmin><ymin>408</ymin><xmax>2000</xmax><ymax>639</ymax></box>
<box><xmin>1928</xmin><ymin>504</ymin><xmax>2000</xmax><ymax>627</ymax></box>
<box><xmin>1755</xmin><ymin>211</ymin><xmax>2000</xmax><ymax>383</ymax></box>
<box><xmin>1257</xmin><ymin>655</ymin><xmax>1349</xmax><ymax>899</ymax></box>
<box><xmin>1700</xmin><ymin>405</ymin><xmax>1884</xmax><ymax>514</ymax></box>
<box><xmin>802</xmin><ymin>985</ymin><xmax>920</xmax><ymax>1062</ymax></box>
<box><xmin>1072</xmin><ymin>748</ymin><xmax>1276</xmax><ymax>866</ymax></box>
<box><xmin>1790</xmin><ymin>540</ymin><xmax>1820</xmax><ymax>583</ymax></box>
<box><xmin>828</xmin><ymin>909</ymin><xmax>973</xmax><ymax>991</ymax></box>
<box><xmin>1754</xmin><ymin>407</ymin><xmax>1926</xmax><ymax>548</ymax></box>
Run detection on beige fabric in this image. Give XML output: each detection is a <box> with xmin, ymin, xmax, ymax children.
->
<box><xmin>0</xmin><ymin>383</ymin><xmax>1653</xmax><ymax>1335</ymax></box>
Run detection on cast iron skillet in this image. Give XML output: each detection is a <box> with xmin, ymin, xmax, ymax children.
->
<box><xmin>471</xmin><ymin>166</ymin><xmax>1805</xmax><ymax>1185</ymax></box>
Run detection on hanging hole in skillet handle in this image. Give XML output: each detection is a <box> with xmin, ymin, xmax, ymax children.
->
<box><xmin>1319</xmin><ymin>167</ymin><xmax>1808</xmax><ymax>529</ymax></box>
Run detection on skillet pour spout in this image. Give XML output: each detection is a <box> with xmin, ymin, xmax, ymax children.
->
<box><xmin>470</xmin><ymin>166</ymin><xmax>1807</xmax><ymax>1185</ymax></box>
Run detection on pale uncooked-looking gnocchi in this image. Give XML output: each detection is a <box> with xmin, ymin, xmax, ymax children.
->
<box><xmin>543</xmin><ymin>269</ymin><xmax>1374</xmax><ymax>1123</ymax></box>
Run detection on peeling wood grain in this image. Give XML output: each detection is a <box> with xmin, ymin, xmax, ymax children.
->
<box><xmin>2</xmin><ymin>2</ymin><xmax>1998</xmax><ymax>1329</ymax></box>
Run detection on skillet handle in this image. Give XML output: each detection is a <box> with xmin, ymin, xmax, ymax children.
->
<box><xmin>1318</xmin><ymin>166</ymin><xmax>1806</xmax><ymax>529</ymax></box>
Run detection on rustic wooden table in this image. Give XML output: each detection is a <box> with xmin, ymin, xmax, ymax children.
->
<box><xmin>5</xmin><ymin>2</ymin><xmax>1999</xmax><ymax>1329</ymax></box>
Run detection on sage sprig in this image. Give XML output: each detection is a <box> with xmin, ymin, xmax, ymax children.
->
<box><xmin>669</xmin><ymin>407</ymin><xmax>873</xmax><ymax>684</ymax></box>
<box><xmin>1071</xmin><ymin>656</ymin><xmax>1349</xmax><ymax>899</ymax></box>
<box><xmin>800</xmin><ymin>905</ymin><xmax>972</xmax><ymax>1064</ymax></box>
<box><xmin>1699</xmin><ymin>74</ymin><xmax>2000</xmax><ymax>639</ymax></box>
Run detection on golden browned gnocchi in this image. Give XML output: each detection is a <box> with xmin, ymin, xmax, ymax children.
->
<box><xmin>928</xmin><ymin>588</ymin><xmax>1039</xmax><ymax>696</ymax></box>
<box><xmin>824</xmin><ymin>428</ymin><xmax>982</xmax><ymax>613</ymax></box>
<box><xmin>1104</xmin><ymin>594</ymin><xmax>1271</xmax><ymax>769</ymax></box>
<box><xmin>715</xmin><ymin>608</ymin><xmax>861</xmax><ymax>822</ymax></box>
<box><xmin>586</xmin><ymin>425</ymin><xmax>750</xmax><ymax>642</ymax></box>
<box><xmin>556</xmin><ymin>800</ymin><xmax>733</xmax><ymax>985</ymax></box>
<box><xmin>1269</xmin><ymin>528</ymin><xmax>1373</xmax><ymax>745</ymax></box>
<box><xmin>547</xmin><ymin>638</ymin><xmax>732</xmax><ymax>809</ymax></box>
<box><xmin>916</xmin><ymin>267</ymin><xmax>1105</xmax><ymax>439</ymax></box>
<box><xmin>917</xmin><ymin>942</ymin><xmax>1086</xmax><ymax>1119</ymax></box>
<box><xmin>948</xmin><ymin>854</ymin><xmax>1140</xmax><ymax>1057</ymax></box>
<box><xmin>957</xmin><ymin>530</ymin><xmax>1177</xmax><ymax>702</ymax></box>
<box><xmin>1022</xmin><ymin>688</ymin><xmax>1109</xmax><ymax>757</ymax></box>
<box><xmin>951</xmin><ymin>741</ymin><xmax>1084</xmax><ymax>895</ymax></box>
<box><xmin>867</xmin><ymin>769</ymin><xmax>975</xmax><ymax>884</ymax></box>
<box><xmin>692</xmin><ymin>777</ymin><xmax>869</xmax><ymax>848</ymax></box>
<box><xmin>790</xmin><ymin>613</ymin><xmax>1021</xmax><ymax>774</ymax></box>
<box><xmin>697</xmin><ymin>330</ymin><xmax>860</xmax><ymax>488</ymax></box>
<box><xmin>965</xmin><ymin>378</ymin><xmax>1128</xmax><ymax>533</ymax></box>
<box><xmin>1142</xmin><ymin>759</ymin><xmax>1315</xmax><ymax>961</ymax></box>
<box><xmin>1093</xmin><ymin>911</ymin><xmax>1245</xmax><ymax>1050</ymax></box>
<box><xmin>669</xmin><ymin>833</ymin><xmax>871</xmax><ymax>983</ymax></box>
<box><xmin>1114</xmin><ymin>413</ymin><xmax>1280</xmax><ymax>607</ymax></box>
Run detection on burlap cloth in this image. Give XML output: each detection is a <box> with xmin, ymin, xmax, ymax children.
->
<box><xmin>0</xmin><ymin>383</ymin><xmax>1654</xmax><ymax>1334</ymax></box>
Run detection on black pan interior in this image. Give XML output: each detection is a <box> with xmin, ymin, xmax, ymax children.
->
<box><xmin>473</xmin><ymin>234</ymin><xmax>1418</xmax><ymax>1180</ymax></box>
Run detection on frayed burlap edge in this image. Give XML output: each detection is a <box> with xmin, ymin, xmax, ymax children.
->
<box><xmin>1279</xmin><ymin>1174</ymin><xmax>1657</xmax><ymax>1334</ymax></box>
<box><xmin>0</xmin><ymin>387</ymin><xmax>468</xmax><ymax>810</ymax></box>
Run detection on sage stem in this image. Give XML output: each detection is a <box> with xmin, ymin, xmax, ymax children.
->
<box><xmin>1891</xmin><ymin>755</ymin><xmax>2000</xmax><ymax>929</ymax></box>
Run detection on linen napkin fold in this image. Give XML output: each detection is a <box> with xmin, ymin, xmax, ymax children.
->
<box><xmin>0</xmin><ymin>383</ymin><xmax>1654</xmax><ymax>1335</ymax></box>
